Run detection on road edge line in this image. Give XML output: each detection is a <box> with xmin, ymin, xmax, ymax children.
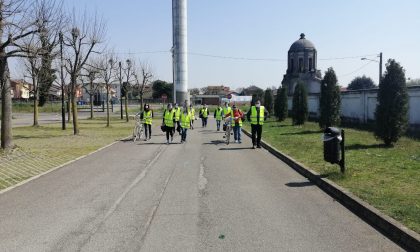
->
<box><xmin>242</xmin><ymin>128</ymin><xmax>420</xmax><ymax>251</ymax></box>
<box><xmin>0</xmin><ymin>136</ymin><xmax>131</xmax><ymax>195</ymax></box>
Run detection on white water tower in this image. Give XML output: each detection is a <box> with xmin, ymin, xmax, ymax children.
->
<box><xmin>172</xmin><ymin>0</ymin><xmax>189</xmax><ymax>105</ymax></box>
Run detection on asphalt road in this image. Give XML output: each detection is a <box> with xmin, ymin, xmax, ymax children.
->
<box><xmin>0</xmin><ymin>119</ymin><xmax>402</xmax><ymax>251</ymax></box>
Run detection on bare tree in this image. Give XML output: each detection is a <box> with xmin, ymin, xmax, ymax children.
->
<box><xmin>19</xmin><ymin>0</ymin><xmax>64</xmax><ymax>127</ymax></box>
<box><xmin>117</xmin><ymin>58</ymin><xmax>135</xmax><ymax>122</ymax></box>
<box><xmin>134</xmin><ymin>61</ymin><xmax>153</xmax><ymax>111</ymax></box>
<box><xmin>97</xmin><ymin>53</ymin><xmax>116</xmax><ymax>127</ymax></box>
<box><xmin>80</xmin><ymin>62</ymin><xmax>100</xmax><ymax>119</ymax></box>
<box><xmin>0</xmin><ymin>0</ymin><xmax>49</xmax><ymax>149</ymax></box>
<box><xmin>63</xmin><ymin>10</ymin><xmax>105</xmax><ymax>134</ymax></box>
<box><xmin>21</xmin><ymin>38</ymin><xmax>42</xmax><ymax>126</ymax></box>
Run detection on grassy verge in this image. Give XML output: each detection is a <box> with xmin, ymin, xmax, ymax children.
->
<box><xmin>244</xmin><ymin>118</ymin><xmax>420</xmax><ymax>233</ymax></box>
<box><xmin>0</xmin><ymin>117</ymin><xmax>133</xmax><ymax>191</ymax></box>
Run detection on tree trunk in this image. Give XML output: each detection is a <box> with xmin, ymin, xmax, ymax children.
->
<box><xmin>33</xmin><ymin>91</ymin><xmax>39</xmax><ymax>126</ymax></box>
<box><xmin>1</xmin><ymin>58</ymin><xmax>13</xmax><ymax>149</ymax></box>
<box><xmin>71</xmin><ymin>79</ymin><xmax>79</xmax><ymax>135</ymax></box>
<box><xmin>106</xmin><ymin>85</ymin><xmax>110</xmax><ymax>127</ymax></box>
<box><xmin>90</xmin><ymin>93</ymin><xmax>94</xmax><ymax>119</ymax></box>
<box><xmin>67</xmin><ymin>94</ymin><xmax>72</xmax><ymax>123</ymax></box>
<box><xmin>124</xmin><ymin>97</ymin><xmax>128</xmax><ymax>122</ymax></box>
<box><xmin>32</xmin><ymin>76</ymin><xmax>39</xmax><ymax>127</ymax></box>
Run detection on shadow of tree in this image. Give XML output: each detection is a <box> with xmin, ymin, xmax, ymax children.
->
<box><xmin>285</xmin><ymin>181</ymin><xmax>314</xmax><ymax>187</ymax></box>
<box><xmin>279</xmin><ymin>130</ymin><xmax>322</xmax><ymax>136</ymax></box>
<box><xmin>346</xmin><ymin>143</ymin><xmax>390</xmax><ymax>150</ymax></box>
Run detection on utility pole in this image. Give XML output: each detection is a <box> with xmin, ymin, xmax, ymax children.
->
<box><xmin>379</xmin><ymin>52</ymin><xmax>383</xmax><ymax>84</ymax></box>
<box><xmin>59</xmin><ymin>32</ymin><xmax>66</xmax><ymax>130</ymax></box>
<box><xmin>119</xmin><ymin>61</ymin><xmax>123</xmax><ymax>120</ymax></box>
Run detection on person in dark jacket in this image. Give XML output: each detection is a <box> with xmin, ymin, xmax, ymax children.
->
<box><xmin>247</xmin><ymin>100</ymin><xmax>268</xmax><ymax>149</ymax></box>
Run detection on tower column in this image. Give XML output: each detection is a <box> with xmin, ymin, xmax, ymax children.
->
<box><xmin>172</xmin><ymin>0</ymin><xmax>189</xmax><ymax>105</ymax></box>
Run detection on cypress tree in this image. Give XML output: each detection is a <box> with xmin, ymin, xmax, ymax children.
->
<box><xmin>319</xmin><ymin>67</ymin><xmax>341</xmax><ymax>129</ymax></box>
<box><xmin>263</xmin><ymin>88</ymin><xmax>274</xmax><ymax>114</ymax></box>
<box><xmin>292</xmin><ymin>82</ymin><xmax>308</xmax><ymax>125</ymax></box>
<box><xmin>375</xmin><ymin>59</ymin><xmax>408</xmax><ymax>146</ymax></box>
<box><xmin>274</xmin><ymin>86</ymin><xmax>288</xmax><ymax>121</ymax></box>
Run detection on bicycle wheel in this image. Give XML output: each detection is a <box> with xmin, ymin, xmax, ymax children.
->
<box><xmin>226</xmin><ymin>127</ymin><xmax>230</xmax><ymax>145</ymax></box>
<box><xmin>139</xmin><ymin>124</ymin><xmax>144</xmax><ymax>140</ymax></box>
<box><xmin>133</xmin><ymin>125</ymin><xmax>140</xmax><ymax>142</ymax></box>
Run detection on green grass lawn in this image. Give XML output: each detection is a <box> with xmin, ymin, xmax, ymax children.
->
<box><xmin>0</xmin><ymin>117</ymin><xmax>133</xmax><ymax>190</ymax></box>
<box><xmin>244</xmin><ymin>118</ymin><xmax>420</xmax><ymax>233</ymax></box>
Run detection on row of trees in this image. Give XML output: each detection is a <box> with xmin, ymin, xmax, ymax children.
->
<box><xmin>272</xmin><ymin>59</ymin><xmax>408</xmax><ymax>147</ymax></box>
<box><xmin>0</xmin><ymin>0</ymin><xmax>154</xmax><ymax>150</ymax></box>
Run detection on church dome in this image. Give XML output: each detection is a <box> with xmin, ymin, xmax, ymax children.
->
<box><xmin>289</xmin><ymin>33</ymin><xmax>316</xmax><ymax>52</ymax></box>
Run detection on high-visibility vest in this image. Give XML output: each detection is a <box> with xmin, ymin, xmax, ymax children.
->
<box><xmin>250</xmin><ymin>106</ymin><xmax>265</xmax><ymax>125</ymax></box>
<box><xmin>180</xmin><ymin>113</ymin><xmax>191</xmax><ymax>128</ymax></box>
<box><xmin>190</xmin><ymin>108</ymin><xmax>195</xmax><ymax>118</ymax></box>
<box><xmin>174</xmin><ymin>107</ymin><xmax>181</xmax><ymax>121</ymax></box>
<box><xmin>164</xmin><ymin>110</ymin><xmax>175</xmax><ymax>127</ymax></box>
<box><xmin>143</xmin><ymin>110</ymin><xmax>152</xmax><ymax>125</ymax></box>
<box><xmin>215</xmin><ymin>108</ymin><xmax>223</xmax><ymax>120</ymax></box>
<box><xmin>201</xmin><ymin>108</ymin><xmax>208</xmax><ymax>118</ymax></box>
<box><xmin>223</xmin><ymin>107</ymin><xmax>231</xmax><ymax>117</ymax></box>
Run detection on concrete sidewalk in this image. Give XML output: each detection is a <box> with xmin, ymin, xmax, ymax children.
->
<box><xmin>0</xmin><ymin>120</ymin><xmax>402</xmax><ymax>251</ymax></box>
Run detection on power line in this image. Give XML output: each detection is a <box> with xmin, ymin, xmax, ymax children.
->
<box><xmin>338</xmin><ymin>61</ymin><xmax>373</xmax><ymax>77</ymax></box>
<box><xmin>114</xmin><ymin>50</ymin><xmax>379</xmax><ymax>63</ymax></box>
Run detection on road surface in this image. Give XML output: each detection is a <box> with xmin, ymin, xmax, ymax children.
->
<box><xmin>0</xmin><ymin>120</ymin><xmax>402</xmax><ymax>251</ymax></box>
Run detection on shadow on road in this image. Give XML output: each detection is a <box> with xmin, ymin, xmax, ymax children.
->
<box><xmin>285</xmin><ymin>181</ymin><xmax>314</xmax><ymax>187</ymax></box>
<box><xmin>219</xmin><ymin>146</ymin><xmax>253</xmax><ymax>150</ymax></box>
<box><xmin>203</xmin><ymin>140</ymin><xmax>225</xmax><ymax>145</ymax></box>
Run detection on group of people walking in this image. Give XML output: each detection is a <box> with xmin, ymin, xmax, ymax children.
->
<box><xmin>138</xmin><ymin>100</ymin><xmax>267</xmax><ymax>148</ymax></box>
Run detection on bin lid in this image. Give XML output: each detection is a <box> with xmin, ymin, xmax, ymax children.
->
<box><xmin>324</xmin><ymin>127</ymin><xmax>341</xmax><ymax>136</ymax></box>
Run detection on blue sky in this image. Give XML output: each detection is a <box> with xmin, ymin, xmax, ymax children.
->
<box><xmin>50</xmin><ymin>1</ymin><xmax>420</xmax><ymax>89</ymax></box>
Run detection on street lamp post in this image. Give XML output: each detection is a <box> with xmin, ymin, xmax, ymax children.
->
<box><xmin>59</xmin><ymin>32</ymin><xmax>66</xmax><ymax>130</ymax></box>
<box><xmin>361</xmin><ymin>52</ymin><xmax>383</xmax><ymax>84</ymax></box>
<box><xmin>119</xmin><ymin>61</ymin><xmax>123</xmax><ymax>119</ymax></box>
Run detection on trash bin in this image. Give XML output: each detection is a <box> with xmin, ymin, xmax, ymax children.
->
<box><xmin>323</xmin><ymin>127</ymin><xmax>342</xmax><ymax>164</ymax></box>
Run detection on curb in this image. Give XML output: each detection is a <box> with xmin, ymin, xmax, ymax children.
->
<box><xmin>0</xmin><ymin>135</ymin><xmax>131</xmax><ymax>195</ymax></box>
<box><xmin>242</xmin><ymin>128</ymin><xmax>420</xmax><ymax>251</ymax></box>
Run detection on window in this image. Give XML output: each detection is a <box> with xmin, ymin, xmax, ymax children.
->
<box><xmin>290</xmin><ymin>59</ymin><xmax>294</xmax><ymax>72</ymax></box>
<box><xmin>298</xmin><ymin>58</ymin><xmax>303</xmax><ymax>72</ymax></box>
<box><xmin>309</xmin><ymin>58</ymin><xmax>313</xmax><ymax>71</ymax></box>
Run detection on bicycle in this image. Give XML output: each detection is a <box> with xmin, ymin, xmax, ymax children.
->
<box><xmin>133</xmin><ymin>113</ymin><xmax>144</xmax><ymax>142</ymax></box>
<box><xmin>223</xmin><ymin>117</ymin><xmax>233</xmax><ymax>145</ymax></box>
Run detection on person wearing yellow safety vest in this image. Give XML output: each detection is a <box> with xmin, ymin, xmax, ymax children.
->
<box><xmin>246</xmin><ymin>100</ymin><xmax>268</xmax><ymax>149</ymax></box>
<box><xmin>231</xmin><ymin>105</ymin><xmax>244</xmax><ymax>143</ymax></box>
<box><xmin>199</xmin><ymin>104</ymin><xmax>209</xmax><ymax>127</ymax></box>
<box><xmin>214</xmin><ymin>105</ymin><xmax>223</xmax><ymax>131</ymax></box>
<box><xmin>162</xmin><ymin>103</ymin><xmax>176</xmax><ymax>144</ymax></box>
<box><xmin>140</xmin><ymin>104</ymin><xmax>153</xmax><ymax>141</ymax></box>
<box><xmin>189</xmin><ymin>104</ymin><xmax>195</xmax><ymax>129</ymax></box>
<box><xmin>174</xmin><ymin>103</ymin><xmax>181</xmax><ymax>135</ymax></box>
<box><xmin>222</xmin><ymin>102</ymin><xmax>232</xmax><ymax>130</ymax></box>
<box><xmin>180</xmin><ymin>107</ymin><xmax>191</xmax><ymax>143</ymax></box>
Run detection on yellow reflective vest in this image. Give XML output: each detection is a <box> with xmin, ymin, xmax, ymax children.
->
<box><xmin>143</xmin><ymin>110</ymin><xmax>152</xmax><ymax>125</ymax></box>
<box><xmin>215</xmin><ymin>108</ymin><xmax>223</xmax><ymax>120</ymax></box>
<box><xmin>180</xmin><ymin>112</ymin><xmax>191</xmax><ymax>128</ymax></box>
<box><xmin>164</xmin><ymin>109</ymin><xmax>175</xmax><ymax>127</ymax></box>
<box><xmin>174</xmin><ymin>107</ymin><xmax>181</xmax><ymax>121</ymax></box>
<box><xmin>223</xmin><ymin>107</ymin><xmax>231</xmax><ymax>118</ymax></box>
<box><xmin>250</xmin><ymin>106</ymin><xmax>265</xmax><ymax>125</ymax></box>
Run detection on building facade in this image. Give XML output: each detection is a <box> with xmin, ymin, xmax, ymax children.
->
<box><xmin>282</xmin><ymin>33</ymin><xmax>322</xmax><ymax>95</ymax></box>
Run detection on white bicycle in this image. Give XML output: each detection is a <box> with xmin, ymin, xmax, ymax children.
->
<box><xmin>133</xmin><ymin>113</ymin><xmax>144</xmax><ymax>142</ymax></box>
<box><xmin>223</xmin><ymin>117</ymin><xmax>233</xmax><ymax>145</ymax></box>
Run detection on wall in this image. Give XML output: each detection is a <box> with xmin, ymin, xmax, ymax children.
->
<box><xmin>288</xmin><ymin>86</ymin><xmax>420</xmax><ymax>128</ymax></box>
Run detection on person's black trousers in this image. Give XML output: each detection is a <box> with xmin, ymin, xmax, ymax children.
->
<box><xmin>144</xmin><ymin>123</ymin><xmax>152</xmax><ymax>138</ymax></box>
<box><xmin>251</xmin><ymin>124</ymin><xmax>262</xmax><ymax>147</ymax></box>
<box><xmin>166</xmin><ymin>127</ymin><xmax>174</xmax><ymax>140</ymax></box>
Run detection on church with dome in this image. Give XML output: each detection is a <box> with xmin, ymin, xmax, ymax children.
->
<box><xmin>282</xmin><ymin>33</ymin><xmax>322</xmax><ymax>95</ymax></box>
